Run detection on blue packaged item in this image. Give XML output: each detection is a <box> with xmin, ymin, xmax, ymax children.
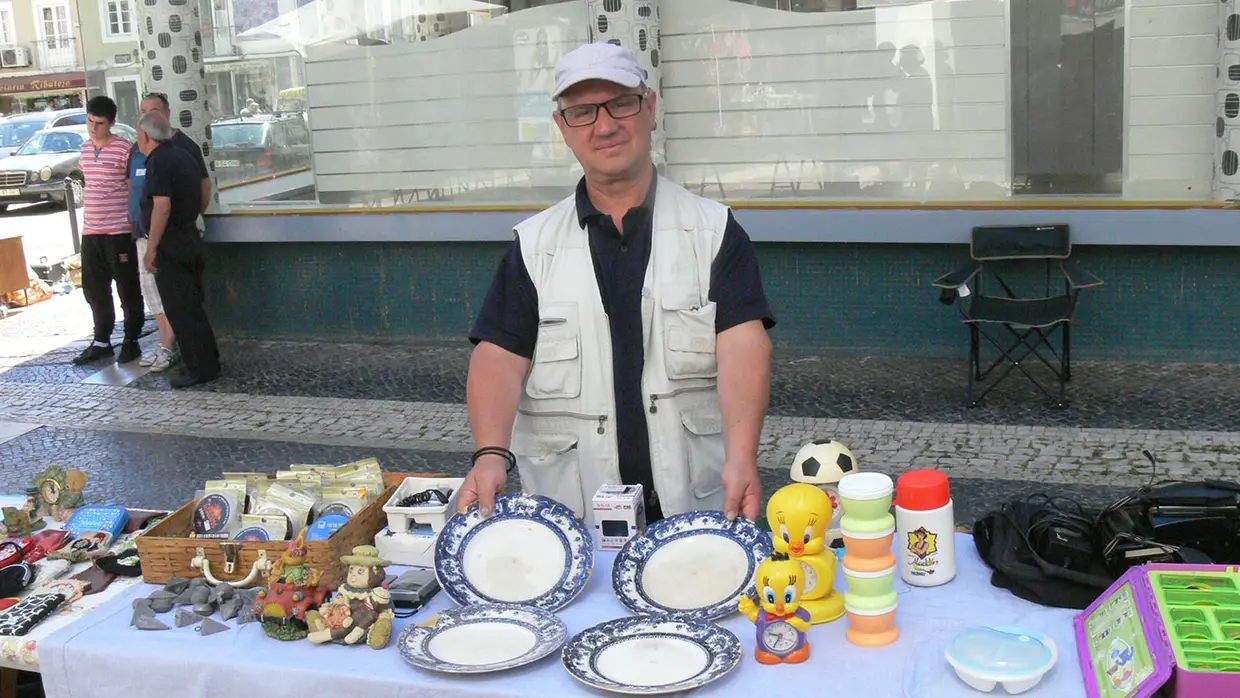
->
<box><xmin>945</xmin><ymin>625</ymin><xmax>1058</xmax><ymax>694</ymax></box>
<box><xmin>305</xmin><ymin>514</ymin><xmax>349</xmax><ymax>541</ymax></box>
<box><xmin>65</xmin><ymin>505</ymin><xmax>129</xmax><ymax>540</ymax></box>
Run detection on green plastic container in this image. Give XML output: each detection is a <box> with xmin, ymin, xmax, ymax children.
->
<box><xmin>838</xmin><ymin>472</ymin><xmax>894</xmax><ymax>520</ymax></box>
<box><xmin>842</xmin><ymin>563</ymin><xmax>897</xmax><ymax>597</ymax></box>
<box><xmin>840</xmin><ymin>513</ymin><xmax>896</xmax><ymax>535</ymax></box>
<box><xmin>844</xmin><ymin>588</ymin><xmax>899</xmax><ymax>613</ymax></box>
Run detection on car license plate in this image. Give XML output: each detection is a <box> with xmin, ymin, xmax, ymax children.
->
<box><xmin>216</xmin><ymin>160</ymin><xmax>240</xmax><ymax>168</ymax></box>
<box><xmin>0</xmin><ymin>188</ymin><xmax>19</xmax><ymax>197</ymax></box>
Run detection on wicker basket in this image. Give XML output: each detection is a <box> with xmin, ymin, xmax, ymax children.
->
<box><xmin>135</xmin><ymin>471</ymin><xmax>439</xmax><ymax>588</ymax></box>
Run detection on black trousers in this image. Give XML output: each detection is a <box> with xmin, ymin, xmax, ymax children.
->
<box><xmin>80</xmin><ymin>234</ymin><xmax>144</xmax><ymax>345</ymax></box>
<box><xmin>153</xmin><ymin>228</ymin><xmax>220</xmax><ymax>379</ymax></box>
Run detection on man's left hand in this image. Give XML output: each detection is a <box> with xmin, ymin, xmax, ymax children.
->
<box><xmin>721</xmin><ymin>457</ymin><xmax>762</xmax><ymax>522</ymax></box>
<box><xmin>143</xmin><ymin>248</ymin><xmax>156</xmax><ymax>273</ymax></box>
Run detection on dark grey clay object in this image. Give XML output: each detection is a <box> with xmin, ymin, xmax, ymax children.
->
<box><xmin>150</xmin><ymin>597</ymin><xmax>176</xmax><ymax>614</ymax></box>
<box><xmin>163</xmin><ymin>577</ymin><xmax>191</xmax><ymax>594</ymax></box>
<box><xmin>192</xmin><ymin>602</ymin><xmax>215</xmax><ymax>617</ymax></box>
<box><xmin>236</xmin><ymin>607</ymin><xmax>257</xmax><ymax>625</ymax></box>
<box><xmin>189</xmin><ymin>586</ymin><xmax>210</xmax><ymax>606</ymax></box>
<box><xmin>132</xmin><ymin>598</ymin><xmax>153</xmax><ymax>612</ymax></box>
<box><xmin>134</xmin><ymin>615</ymin><xmax>170</xmax><ymax>631</ymax></box>
<box><xmin>131</xmin><ymin>608</ymin><xmax>155</xmax><ymax>626</ymax></box>
<box><xmin>210</xmin><ymin>583</ymin><xmax>234</xmax><ymax>605</ymax></box>
<box><xmin>198</xmin><ymin>617</ymin><xmax>229</xmax><ymax>636</ymax></box>
<box><xmin>176</xmin><ymin>608</ymin><xmax>198</xmax><ymax>628</ymax></box>
<box><xmin>218</xmin><ymin>597</ymin><xmax>242</xmax><ymax>621</ymax></box>
<box><xmin>173</xmin><ymin>588</ymin><xmax>196</xmax><ymax>606</ymax></box>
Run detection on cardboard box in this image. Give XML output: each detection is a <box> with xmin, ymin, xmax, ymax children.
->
<box><xmin>592</xmin><ymin>484</ymin><xmax>646</xmax><ymax>550</ymax></box>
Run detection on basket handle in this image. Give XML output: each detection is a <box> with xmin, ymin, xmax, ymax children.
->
<box><xmin>190</xmin><ymin>544</ymin><xmax>271</xmax><ymax>588</ymax></box>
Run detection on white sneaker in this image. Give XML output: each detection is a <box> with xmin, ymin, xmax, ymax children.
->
<box><xmin>150</xmin><ymin>347</ymin><xmax>175</xmax><ymax>372</ymax></box>
<box><xmin>139</xmin><ymin>349</ymin><xmax>159</xmax><ymax>367</ymax></box>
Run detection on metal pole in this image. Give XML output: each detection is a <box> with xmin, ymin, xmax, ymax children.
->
<box><xmin>65</xmin><ymin>178</ymin><xmax>80</xmax><ymax>255</ymax></box>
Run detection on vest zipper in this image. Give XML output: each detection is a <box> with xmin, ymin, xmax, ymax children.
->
<box><xmin>517</xmin><ymin>409</ymin><xmax>608</xmax><ymax>435</ymax></box>
<box><xmin>648</xmin><ymin>385</ymin><xmax>716</xmax><ymax>414</ymax></box>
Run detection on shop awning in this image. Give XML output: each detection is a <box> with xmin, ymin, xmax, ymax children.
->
<box><xmin>0</xmin><ymin>73</ymin><xmax>86</xmax><ymax>97</ymax></box>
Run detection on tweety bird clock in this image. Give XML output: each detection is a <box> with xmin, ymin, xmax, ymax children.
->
<box><xmin>738</xmin><ymin>552</ymin><xmax>812</xmax><ymax>664</ymax></box>
<box><xmin>766</xmin><ymin>483</ymin><xmax>845</xmax><ymax>624</ymax></box>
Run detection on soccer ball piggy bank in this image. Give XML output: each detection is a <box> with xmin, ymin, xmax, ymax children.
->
<box><xmin>790</xmin><ymin>440</ymin><xmax>857</xmax><ymax>542</ymax></box>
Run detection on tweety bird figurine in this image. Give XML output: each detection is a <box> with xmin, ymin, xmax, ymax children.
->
<box><xmin>767</xmin><ymin>483</ymin><xmax>845</xmax><ymax>624</ymax></box>
<box><xmin>738</xmin><ymin>552</ymin><xmax>812</xmax><ymax>664</ymax></box>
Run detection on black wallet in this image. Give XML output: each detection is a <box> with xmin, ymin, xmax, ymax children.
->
<box><xmin>0</xmin><ymin>592</ymin><xmax>66</xmax><ymax>636</ymax></box>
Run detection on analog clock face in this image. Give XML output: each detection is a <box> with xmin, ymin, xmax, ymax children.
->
<box><xmin>40</xmin><ymin>478</ymin><xmax>62</xmax><ymax>505</ymax></box>
<box><xmin>800</xmin><ymin>561</ymin><xmax>818</xmax><ymax>594</ymax></box>
<box><xmin>762</xmin><ymin>620</ymin><xmax>799</xmax><ymax>652</ymax></box>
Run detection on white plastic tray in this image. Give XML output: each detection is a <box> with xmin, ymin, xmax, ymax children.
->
<box><xmin>381</xmin><ymin>476</ymin><xmax>464</xmax><ymax>535</ymax></box>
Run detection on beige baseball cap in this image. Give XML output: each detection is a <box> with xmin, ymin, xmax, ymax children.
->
<box><xmin>552</xmin><ymin>42</ymin><xmax>648</xmax><ymax>100</ymax></box>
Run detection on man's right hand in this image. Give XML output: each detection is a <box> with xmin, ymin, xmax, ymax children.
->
<box><xmin>457</xmin><ymin>453</ymin><xmax>509</xmax><ymax>517</ymax></box>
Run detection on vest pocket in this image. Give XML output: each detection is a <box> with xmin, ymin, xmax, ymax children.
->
<box><xmin>526</xmin><ymin>304</ymin><xmax>582</xmax><ymax>399</ymax></box>
<box><xmin>510</xmin><ymin>431</ymin><xmax>585</xmax><ymax>515</ymax></box>
<box><xmin>661</xmin><ymin>291</ymin><xmax>718</xmax><ymax>380</ymax></box>
<box><xmin>680</xmin><ymin>406</ymin><xmax>725</xmax><ymax>499</ymax></box>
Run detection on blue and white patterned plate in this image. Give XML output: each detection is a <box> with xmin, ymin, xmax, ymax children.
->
<box><xmin>397</xmin><ymin>603</ymin><xmax>568</xmax><ymax>675</ymax></box>
<box><xmin>562</xmin><ymin>615</ymin><xmax>741</xmax><ymax>695</ymax></box>
<box><xmin>613</xmin><ymin>510</ymin><xmax>772</xmax><ymax>621</ymax></box>
<box><xmin>435</xmin><ymin>493</ymin><xmax>594</xmax><ymax>611</ymax></box>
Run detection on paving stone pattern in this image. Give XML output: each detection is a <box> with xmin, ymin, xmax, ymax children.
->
<box><xmin>106</xmin><ymin>338</ymin><xmax>1240</xmax><ymax>432</ymax></box>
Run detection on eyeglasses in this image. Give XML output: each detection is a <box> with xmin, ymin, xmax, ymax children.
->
<box><xmin>559</xmin><ymin>92</ymin><xmax>647</xmax><ymax>127</ymax></box>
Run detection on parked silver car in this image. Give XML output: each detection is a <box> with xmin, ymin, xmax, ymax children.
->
<box><xmin>0</xmin><ymin>108</ymin><xmax>88</xmax><ymax>159</ymax></box>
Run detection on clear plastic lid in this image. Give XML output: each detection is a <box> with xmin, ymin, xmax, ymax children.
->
<box><xmin>945</xmin><ymin>626</ymin><xmax>1056</xmax><ymax>679</ymax></box>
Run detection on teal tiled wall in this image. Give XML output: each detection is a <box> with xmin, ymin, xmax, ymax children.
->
<box><xmin>203</xmin><ymin>242</ymin><xmax>1240</xmax><ymax>362</ymax></box>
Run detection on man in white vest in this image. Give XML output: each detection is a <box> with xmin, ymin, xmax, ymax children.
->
<box><xmin>459</xmin><ymin>42</ymin><xmax>775</xmax><ymax>525</ymax></box>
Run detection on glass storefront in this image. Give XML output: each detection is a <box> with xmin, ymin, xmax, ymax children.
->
<box><xmin>63</xmin><ymin>0</ymin><xmax>1220</xmax><ymax>210</ymax></box>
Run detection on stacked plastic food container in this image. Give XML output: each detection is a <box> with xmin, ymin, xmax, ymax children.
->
<box><xmin>838</xmin><ymin>472</ymin><xmax>900</xmax><ymax>647</ymax></box>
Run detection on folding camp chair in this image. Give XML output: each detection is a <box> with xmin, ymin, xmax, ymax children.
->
<box><xmin>933</xmin><ymin>224</ymin><xmax>1103</xmax><ymax>408</ymax></box>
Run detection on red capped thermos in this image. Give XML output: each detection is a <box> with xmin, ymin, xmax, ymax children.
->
<box><xmin>893</xmin><ymin>470</ymin><xmax>956</xmax><ymax>586</ymax></box>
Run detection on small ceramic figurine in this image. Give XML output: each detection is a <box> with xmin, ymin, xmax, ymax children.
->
<box><xmin>305</xmin><ymin>546</ymin><xmax>395</xmax><ymax>649</ymax></box>
<box><xmin>767</xmin><ymin>483</ymin><xmax>846</xmax><ymax>624</ymax></box>
<box><xmin>738</xmin><ymin>552</ymin><xmax>812</xmax><ymax>664</ymax></box>
<box><xmin>29</xmin><ymin>466</ymin><xmax>88</xmax><ymax>522</ymax></box>
<box><xmin>254</xmin><ymin>530</ymin><xmax>329</xmax><ymax>641</ymax></box>
<box><xmin>0</xmin><ymin>506</ymin><xmax>43</xmax><ymax>539</ymax></box>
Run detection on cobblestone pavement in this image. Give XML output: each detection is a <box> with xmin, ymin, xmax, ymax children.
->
<box><xmin>1</xmin><ymin>292</ymin><xmax>1239</xmax><ymax>503</ymax></box>
<box><xmin>96</xmin><ymin>338</ymin><xmax>1240</xmax><ymax>432</ymax></box>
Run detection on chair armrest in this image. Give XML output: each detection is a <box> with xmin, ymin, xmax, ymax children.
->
<box><xmin>1059</xmin><ymin>262</ymin><xmax>1103</xmax><ymax>290</ymax></box>
<box><xmin>932</xmin><ymin>265</ymin><xmax>980</xmax><ymax>289</ymax></box>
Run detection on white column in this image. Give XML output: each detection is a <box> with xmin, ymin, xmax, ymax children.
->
<box><xmin>585</xmin><ymin>0</ymin><xmax>664</xmax><ymax>167</ymax></box>
<box><xmin>1216</xmin><ymin>2</ymin><xmax>1240</xmax><ymax>200</ymax></box>
<box><xmin>136</xmin><ymin>0</ymin><xmax>216</xmax><ymax>209</ymax></box>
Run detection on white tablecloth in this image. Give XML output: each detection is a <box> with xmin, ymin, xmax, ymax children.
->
<box><xmin>39</xmin><ymin>533</ymin><xmax>1088</xmax><ymax>697</ymax></box>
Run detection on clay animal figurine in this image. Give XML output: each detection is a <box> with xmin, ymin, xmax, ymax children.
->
<box><xmin>56</xmin><ymin>469</ymin><xmax>88</xmax><ymax>522</ymax></box>
<box><xmin>738</xmin><ymin>552</ymin><xmax>812</xmax><ymax>665</ymax></box>
<box><xmin>767</xmin><ymin>483</ymin><xmax>845</xmax><ymax>624</ymax></box>
<box><xmin>254</xmin><ymin>530</ymin><xmax>329</xmax><ymax>641</ymax></box>
<box><xmin>305</xmin><ymin>546</ymin><xmax>395</xmax><ymax>649</ymax></box>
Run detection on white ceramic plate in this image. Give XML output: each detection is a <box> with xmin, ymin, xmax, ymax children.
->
<box><xmin>435</xmin><ymin>493</ymin><xmax>594</xmax><ymax>611</ymax></box>
<box><xmin>612</xmin><ymin>511</ymin><xmax>772</xmax><ymax>621</ymax></box>
<box><xmin>562</xmin><ymin>616</ymin><xmax>741</xmax><ymax>695</ymax></box>
<box><xmin>398</xmin><ymin>603</ymin><xmax>568</xmax><ymax>674</ymax></box>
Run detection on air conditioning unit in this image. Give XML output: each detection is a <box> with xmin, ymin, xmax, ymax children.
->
<box><xmin>1</xmin><ymin>46</ymin><xmax>31</xmax><ymax>68</ymax></box>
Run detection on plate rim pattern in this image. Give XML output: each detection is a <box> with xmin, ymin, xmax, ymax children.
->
<box><xmin>612</xmin><ymin>510</ymin><xmax>773</xmax><ymax>621</ymax></box>
<box><xmin>435</xmin><ymin>492</ymin><xmax>595</xmax><ymax>611</ymax></box>
<box><xmin>396</xmin><ymin>602</ymin><xmax>569</xmax><ymax>674</ymax></box>
<box><xmin>561</xmin><ymin>615</ymin><xmax>742</xmax><ymax>695</ymax></box>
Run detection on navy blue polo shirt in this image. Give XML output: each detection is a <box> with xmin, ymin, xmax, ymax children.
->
<box><xmin>469</xmin><ymin>177</ymin><xmax>775</xmax><ymax>520</ymax></box>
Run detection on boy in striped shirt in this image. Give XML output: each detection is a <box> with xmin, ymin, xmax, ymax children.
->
<box><xmin>73</xmin><ymin>96</ymin><xmax>144</xmax><ymax>365</ymax></box>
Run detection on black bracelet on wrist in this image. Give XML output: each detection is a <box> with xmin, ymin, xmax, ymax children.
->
<box><xmin>473</xmin><ymin>446</ymin><xmax>516</xmax><ymax>473</ymax></box>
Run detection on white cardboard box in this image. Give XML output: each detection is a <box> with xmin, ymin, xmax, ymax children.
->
<box><xmin>592</xmin><ymin>483</ymin><xmax>646</xmax><ymax>550</ymax></box>
<box><xmin>374</xmin><ymin>526</ymin><xmax>439</xmax><ymax>568</ymax></box>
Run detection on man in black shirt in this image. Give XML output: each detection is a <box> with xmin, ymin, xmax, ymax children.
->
<box><xmin>139</xmin><ymin>92</ymin><xmax>211</xmax><ymax>216</ymax></box>
<box><xmin>137</xmin><ymin>111</ymin><xmax>220</xmax><ymax>389</ymax></box>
